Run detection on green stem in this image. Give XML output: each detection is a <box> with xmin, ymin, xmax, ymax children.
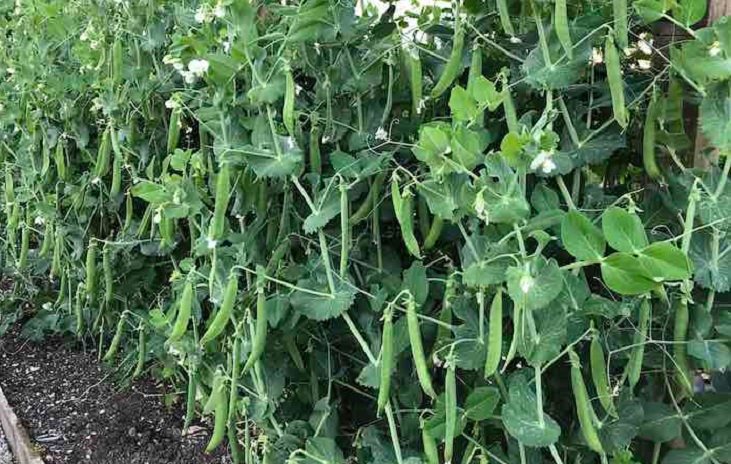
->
<box><xmin>339</xmin><ymin>179</ymin><xmax>350</xmax><ymax>278</ymax></box>
<box><xmin>478</xmin><ymin>290</ymin><xmax>485</xmax><ymax>343</ymax></box>
<box><xmin>651</xmin><ymin>443</ymin><xmax>661</xmax><ymax>464</ymax></box>
<box><xmin>548</xmin><ymin>445</ymin><xmax>564</xmax><ymax>464</ymax></box>
<box><xmin>384</xmin><ymin>402</ymin><xmax>404</xmax><ymax>464</ymax></box>
<box><xmin>556</xmin><ymin>176</ymin><xmax>576</xmax><ymax>210</ymax></box>
<box><xmin>558</xmin><ymin>97</ymin><xmax>581</xmax><ymax>148</ymax></box>
<box><xmin>534</xmin><ymin>366</ymin><xmax>545</xmax><ymax>428</ymax></box>
<box><xmin>681</xmin><ymin>180</ymin><xmax>700</xmax><ymax>254</ymax></box>
<box><xmin>713</xmin><ymin>153</ymin><xmax>731</xmax><ymax>200</ymax></box>
<box><xmin>342</xmin><ymin>312</ymin><xmax>378</xmax><ymax>365</ymax></box>
<box><xmin>318</xmin><ymin>230</ymin><xmax>336</xmax><ymax>295</ymax></box>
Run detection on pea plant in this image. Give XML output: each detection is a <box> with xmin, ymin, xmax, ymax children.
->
<box><xmin>1</xmin><ymin>0</ymin><xmax>730</xmax><ymax>463</ymax></box>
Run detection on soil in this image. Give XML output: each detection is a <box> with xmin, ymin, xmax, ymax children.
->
<box><xmin>0</xmin><ymin>427</ymin><xmax>13</xmax><ymax>464</ymax></box>
<box><xmin>0</xmin><ymin>326</ymin><xmax>231</xmax><ymax>464</ymax></box>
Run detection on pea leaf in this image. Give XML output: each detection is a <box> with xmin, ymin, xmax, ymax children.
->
<box><xmin>599</xmin><ymin>396</ymin><xmax>644</xmax><ymax>452</ymax></box>
<box><xmin>561</xmin><ymin>210</ymin><xmax>606</xmax><ymax>261</ymax></box>
<box><xmin>449</xmin><ymin>86</ymin><xmax>479</xmax><ymax>122</ymax></box>
<box><xmin>402</xmin><ymin>261</ymin><xmax>428</xmax><ymax>306</ymax></box>
<box><xmin>506</xmin><ymin>257</ymin><xmax>564</xmax><ymax>311</ymax></box>
<box><xmin>638</xmin><ymin>402</ymin><xmax>682</xmax><ymax>443</ymax></box>
<box><xmin>502</xmin><ymin>374</ymin><xmax>561</xmax><ymax>447</ymax></box>
<box><xmin>637</xmin><ymin>242</ymin><xmax>692</xmax><ymax>281</ymax></box>
<box><xmin>464</xmin><ymin>387</ymin><xmax>500</xmax><ymax>421</ymax></box>
<box><xmin>302</xmin><ymin>438</ymin><xmax>345</xmax><ymax>464</ymax></box>
<box><xmin>229</xmin><ymin>142</ymin><xmax>304</xmax><ymax>178</ymax></box>
<box><xmin>290</xmin><ymin>279</ymin><xmax>356</xmax><ymax>321</ymax></box>
<box><xmin>700</xmin><ymin>83</ymin><xmax>731</xmax><ymax>152</ymax></box>
<box><xmin>601</xmin><ymin>252</ymin><xmax>659</xmax><ymax>295</ymax></box>
<box><xmin>672</xmin><ymin>0</ymin><xmax>707</xmax><ymax>26</ymax></box>
<box><xmin>685</xmin><ymin>394</ymin><xmax>731</xmax><ymax>430</ymax></box>
<box><xmin>602</xmin><ymin>207</ymin><xmax>648</xmax><ymax>253</ymax></box>
<box><xmin>690</xmin><ymin>231</ymin><xmax>731</xmax><ymax>292</ymax></box>
<box><xmin>688</xmin><ymin>340</ymin><xmax>731</xmax><ymax>370</ymax></box>
<box><xmin>517</xmin><ymin>301</ymin><xmax>567</xmax><ymax>366</ymax></box>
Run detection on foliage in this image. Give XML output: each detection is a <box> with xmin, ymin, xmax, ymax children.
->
<box><xmin>1</xmin><ymin>0</ymin><xmax>730</xmax><ymax>463</ymax></box>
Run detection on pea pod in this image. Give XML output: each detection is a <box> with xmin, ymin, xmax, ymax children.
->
<box><xmin>391</xmin><ymin>176</ymin><xmax>420</xmax><ymax>258</ymax></box>
<box><xmin>200</xmin><ymin>272</ymin><xmax>238</xmax><ymax>345</ymax></box>
<box><xmin>377</xmin><ymin>305</ymin><xmax>394</xmax><ymax>416</ymax></box>
<box><xmin>604</xmin><ymin>35</ymin><xmax>628</xmax><ymax>128</ymax></box>
<box><xmin>444</xmin><ymin>353</ymin><xmax>457</xmax><ymax>464</ymax></box>
<box><xmin>50</xmin><ymin>228</ymin><xmax>63</xmax><ymax>280</ymax></box>
<box><xmin>205</xmin><ymin>372</ymin><xmax>229</xmax><ymax>452</ymax></box>
<box><xmin>103</xmin><ymin>311</ymin><xmax>127</xmax><ymax>361</ymax></box>
<box><xmin>643</xmin><ymin>95</ymin><xmax>662</xmax><ymax>180</ymax></box>
<box><xmin>467</xmin><ymin>45</ymin><xmax>482</xmax><ymax>96</ymax></box>
<box><xmin>613</xmin><ymin>0</ymin><xmax>629</xmax><ymax>50</ymax></box>
<box><xmin>421</xmin><ymin>418</ymin><xmax>439</xmax><ymax>464</ymax></box>
<box><xmin>430</xmin><ymin>13</ymin><xmax>464</xmax><ymax>98</ymax></box>
<box><xmin>208</xmin><ymin>163</ymin><xmax>231</xmax><ymax>241</ymax></box>
<box><xmin>228</xmin><ymin>334</ymin><xmax>241</xmax><ymax>423</ymax></box>
<box><xmin>496</xmin><ymin>0</ymin><xmax>515</xmax><ymax>36</ymax></box>
<box><xmin>627</xmin><ymin>298</ymin><xmax>650</xmax><ymax>388</ymax></box>
<box><xmin>242</xmin><ymin>266</ymin><xmax>268</xmax><ymax>373</ymax></box>
<box><xmin>75</xmin><ymin>282</ymin><xmax>85</xmax><ymax>338</ymax></box>
<box><xmin>109</xmin><ymin>127</ymin><xmax>123</xmax><ymax>198</ymax></box>
<box><xmin>555</xmin><ymin>0</ymin><xmax>573</xmax><ymax>59</ymax></box>
<box><xmin>39</xmin><ymin>220</ymin><xmax>54</xmax><ymax>258</ymax></box>
<box><xmin>590</xmin><ymin>332</ymin><xmax>616</xmax><ymax>417</ymax></box>
<box><xmin>54</xmin><ymin>140</ymin><xmax>67</xmax><ymax>181</ymax></box>
<box><xmin>351</xmin><ymin>172</ymin><xmax>386</xmax><ymax>225</ymax></box>
<box><xmin>283</xmin><ymin>63</ymin><xmax>295</xmax><ymax>136</ymax></box>
<box><xmin>484</xmin><ymin>289</ymin><xmax>503</xmax><ymax>379</ymax></box>
<box><xmin>103</xmin><ymin>243</ymin><xmax>113</xmax><ymax>305</ymax></box>
<box><xmin>309</xmin><ymin>116</ymin><xmax>321</xmax><ymax>175</ymax></box>
<box><xmin>85</xmin><ymin>241</ymin><xmax>98</xmax><ymax>301</ymax></box>
<box><xmin>183</xmin><ymin>366</ymin><xmax>197</xmax><ymax>433</ymax></box>
<box><xmin>569</xmin><ymin>349</ymin><xmax>604</xmax><ymax>454</ymax></box>
<box><xmin>18</xmin><ymin>218</ymin><xmax>29</xmax><ymax>270</ymax></box>
<box><xmin>122</xmin><ymin>192</ymin><xmax>133</xmax><ymax>233</ymax></box>
<box><xmin>95</xmin><ymin>127</ymin><xmax>112</xmax><ymax>178</ymax></box>
<box><xmin>403</xmin><ymin>46</ymin><xmax>423</xmax><ymax>118</ymax></box>
<box><xmin>111</xmin><ymin>39</ymin><xmax>123</xmax><ymax>85</ymax></box>
<box><xmin>133</xmin><ymin>325</ymin><xmax>146</xmax><ymax>378</ymax></box>
<box><xmin>166</xmin><ymin>106</ymin><xmax>182</xmax><ymax>154</ymax></box>
<box><xmin>406</xmin><ymin>294</ymin><xmax>436</xmax><ymax>399</ymax></box>
<box><xmin>673</xmin><ymin>296</ymin><xmax>693</xmax><ymax>396</ymax></box>
<box><xmin>169</xmin><ymin>279</ymin><xmax>194</xmax><ymax>342</ymax></box>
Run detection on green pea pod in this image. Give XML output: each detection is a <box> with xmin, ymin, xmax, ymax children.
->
<box><xmin>627</xmin><ymin>298</ymin><xmax>650</xmax><ymax>388</ymax></box>
<box><xmin>673</xmin><ymin>296</ymin><xmax>693</xmax><ymax>396</ymax></box>
<box><xmin>206</xmin><ymin>380</ymin><xmax>228</xmax><ymax>452</ymax></box>
<box><xmin>467</xmin><ymin>45</ymin><xmax>483</xmax><ymax>96</ymax></box>
<box><xmin>50</xmin><ymin>228</ymin><xmax>63</xmax><ymax>280</ymax></box>
<box><xmin>122</xmin><ymin>192</ymin><xmax>133</xmax><ymax>233</ymax></box>
<box><xmin>85</xmin><ymin>241</ymin><xmax>98</xmax><ymax>301</ymax></box>
<box><xmin>406</xmin><ymin>295</ymin><xmax>436</xmax><ymax>399</ymax></box>
<box><xmin>604</xmin><ymin>35</ymin><xmax>628</xmax><ymax>128</ymax></box>
<box><xmin>431</xmin><ymin>13</ymin><xmax>464</xmax><ymax>98</ymax></box>
<box><xmin>569</xmin><ymin>349</ymin><xmax>604</xmax><ymax>454</ymax></box>
<box><xmin>167</xmin><ymin>106</ymin><xmax>182</xmax><ymax>154</ymax></box>
<box><xmin>309</xmin><ymin>118</ymin><xmax>321</xmax><ymax>175</ymax></box>
<box><xmin>391</xmin><ymin>177</ymin><xmax>421</xmax><ymax>258</ymax></box>
<box><xmin>555</xmin><ymin>0</ymin><xmax>573</xmax><ymax>59</ymax></box>
<box><xmin>243</xmin><ymin>266</ymin><xmax>268</xmax><ymax>373</ymax></box>
<box><xmin>444</xmin><ymin>354</ymin><xmax>457</xmax><ymax>464</ymax></box>
<box><xmin>183</xmin><ymin>367</ymin><xmax>197</xmax><ymax>433</ymax></box>
<box><xmin>377</xmin><ymin>306</ymin><xmax>394</xmax><ymax>416</ymax></box>
<box><xmin>133</xmin><ymin>326</ymin><xmax>146</xmax><ymax>378</ymax></box>
<box><xmin>590</xmin><ymin>333</ymin><xmax>617</xmax><ymax>417</ymax></box>
<box><xmin>112</xmin><ymin>39</ymin><xmax>123</xmax><ymax>85</ymax></box>
<box><xmin>351</xmin><ymin>172</ymin><xmax>386</xmax><ymax>225</ymax></box>
<box><xmin>39</xmin><ymin>220</ymin><xmax>54</xmax><ymax>258</ymax></box>
<box><xmin>228</xmin><ymin>334</ymin><xmax>241</xmax><ymax>423</ymax></box>
<box><xmin>200</xmin><ymin>272</ymin><xmax>238</xmax><ymax>345</ymax></box>
<box><xmin>484</xmin><ymin>289</ymin><xmax>503</xmax><ymax>379</ymax></box>
<box><xmin>403</xmin><ymin>46</ymin><xmax>423</xmax><ymax>118</ymax></box>
<box><xmin>103</xmin><ymin>311</ymin><xmax>127</xmax><ymax>361</ymax></box>
<box><xmin>54</xmin><ymin>141</ymin><xmax>67</xmax><ymax>181</ymax></box>
<box><xmin>421</xmin><ymin>419</ymin><xmax>439</xmax><ymax>464</ymax></box>
<box><xmin>103</xmin><ymin>243</ymin><xmax>113</xmax><ymax>305</ymax></box>
<box><xmin>18</xmin><ymin>218</ymin><xmax>30</xmax><ymax>270</ymax></box>
<box><xmin>643</xmin><ymin>95</ymin><xmax>662</xmax><ymax>180</ymax></box>
<box><xmin>283</xmin><ymin>63</ymin><xmax>295</xmax><ymax>136</ymax></box>
<box><xmin>613</xmin><ymin>0</ymin><xmax>629</xmax><ymax>50</ymax></box>
<box><xmin>496</xmin><ymin>0</ymin><xmax>515</xmax><ymax>36</ymax></box>
<box><xmin>95</xmin><ymin>127</ymin><xmax>112</xmax><ymax>178</ymax></box>
<box><xmin>503</xmin><ymin>84</ymin><xmax>519</xmax><ymax>134</ymax></box>
<box><xmin>204</xmin><ymin>368</ymin><xmax>226</xmax><ymax>414</ymax></box>
<box><xmin>169</xmin><ymin>279</ymin><xmax>194</xmax><ymax>342</ymax></box>
<box><xmin>209</xmin><ymin>163</ymin><xmax>231</xmax><ymax>241</ymax></box>
<box><xmin>109</xmin><ymin>128</ymin><xmax>122</xmax><ymax>198</ymax></box>
<box><xmin>75</xmin><ymin>282</ymin><xmax>85</xmax><ymax>338</ymax></box>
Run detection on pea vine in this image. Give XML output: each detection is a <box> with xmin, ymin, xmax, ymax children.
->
<box><xmin>1</xmin><ymin>0</ymin><xmax>730</xmax><ymax>463</ymax></box>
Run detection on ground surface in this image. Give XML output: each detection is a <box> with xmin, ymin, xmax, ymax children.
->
<box><xmin>0</xmin><ymin>326</ymin><xmax>230</xmax><ymax>464</ymax></box>
<box><xmin>0</xmin><ymin>427</ymin><xmax>13</xmax><ymax>464</ymax></box>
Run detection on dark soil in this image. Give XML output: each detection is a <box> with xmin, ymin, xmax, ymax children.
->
<box><xmin>0</xmin><ymin>326</ymin><xmax>230</xmax><ymax>464</ymax></box>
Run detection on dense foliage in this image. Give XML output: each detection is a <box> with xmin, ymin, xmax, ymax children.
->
<box><xmin>1</xmin><ymin>0</ymin><xmax>731</xmax><ymax>463</ymax></box>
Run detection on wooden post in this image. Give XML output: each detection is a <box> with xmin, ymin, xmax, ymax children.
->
<box><xmin>694</xmin><ymin>0</ymin><xmax>731</xmax><ymax>168</ymax></box>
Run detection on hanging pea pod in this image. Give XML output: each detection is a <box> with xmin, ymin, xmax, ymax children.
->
<box><xmin>643</xmin><ymin>94</ymin><xmax>662</xmax><ymax>180</ymax></box>
<box><xmin>122</xmin><ymin>192</ymin><xmax>133</xmax><ymax>233</ymax></box>
<box><xmin>103</xmin><ymin>311</ymin><xmax>127</xmax><ymax>361</ymax></box>
<box><xmin>95</xmin><ymin>127</ymin><xmax>112</xmax><ymax>178</ymax></box>
<box><xmin>85</xmin><ymin>241</ymin><xmax>98</xmax><ymax>301</ymax></box>
<box><xmin>484</xmin><ymin>289</ymin><xmax>503</xmax><ymax>379</ymax></box>
<box><xmin>377</xmin><ymin>304</ymin><xmax>394</xmax><ymax>416</ymax></box>
<box><xmin>75</xmin><ymin>282</ymin><xmax>85</xmax><ymax>338</ymax></box>
<box><xmin>54</xmin><ymin>140</ymin><xmax>67</xmax><ymax>181</ymax></box>
<box><xmin>309</xmin><ymin>114</ymin><xmax>321</xmax><ymax>175</ymax></box>
<box><xmin>467</xmin><ymin>44</ymin><xmax>483</xmax><ymax>96</ymax></box>
<box><xmin>283</xmin><ymin>62</ymin><xmax>296</xmax><ymax>136</ymax></box>
<box><xmin>39</xmin><ymin>220</ymin><xmax>54</xmax><ymax>258</ymax></box>
<box><xmin>406</xmin><ymin>294</ymin><xmax>436</xmax><ymax>399</ymax></box>
<box><xmin>50</xmin><ymin>228</ymin><xmax>63</xmax><ymax>280</ymax></box>
<box><xmin>673</xmin><ymin>295</ymin><xmax>693</xmax><ymax>396</ymax></box>
<box><xmin>554</xmin><ymin>0</ymin><xmax>573</xmax><ymax>59</ymax></box>
<box><xmin>208</xmin><ymin>163</ymin><xmax>231</xmax><ymax>242</ymax></box>
<box><xmin>627</xmin><ymin>298</ymin><xmax>650</xmax><ymax>388</ymax></box>
<box><xmin>109</xmin><ymin>126</ymin><xmax>123</xmax><ymax>198</ymax></box>
<box><xmin>421</xmin><ymin>418</ymin><xmax>439</xmax><ymax>464</ymax></box>
<box><xmin>168</xmin><ymin>278</ymin><xmax>194</xmax><ymax>342</ymax></box>
<box><xmin>403</xmin><ymin>46</ymin><xmax>423</xmax><ymax>118</ymax></box>
<box><xmin>444</xmin><ymin>352</ymin><xmax>457</xmax><ymax>464</ymax></box>
<box><xmin>133</xmin><ymin>325</ymin><xmax>146</xmax><ymax>378</ymax></box>
<box><xmin>604</xmin><ymin>35</ymin><xmax>629</xmax><ymax>128</ymax></box>
<box><xmin>205</xmin><ymin>369</ymin><xmax>229</xmax><ymax>453</ymax></box>
<box><xmin>431</xmin><ymin>11</ymin><xmax>464</xmax><ymax>99</ymax></box>
<box><xmin>613</xmin><ymin>0</ymin><xmax>629</xmax><ymax>50</ymax></box>
<box><xmin>111</xmin><ymin>39</ymin><xmax>123</xmax><ymax>85</ymax></box>
<box><xmin>569</xmin><ymin>349</ymin><xmax>604</xmax><ymax>454</ymax></box>
<box><xmin>200</xmin><ymin>271</ymin><xmax>238</xmax><ymax>345</ymax></box>
<box><xmin>242</xmin><ymin>266</ymin><xmax>268</xmax><ymax>373</ymax></box>
<box><xmin>183</xmin><ymin>366</ymin><xmax>198</xmax><ymax>433</ymax></box>
<box><xmin>103</xmin><ymin>242</ymin><xmax>113</xmax><ymax>305</ymax></box>
<box><xmin>18</xmin><ymin>217</ymin><xmax>30</xmax><ymax>270</ymax></box>
<box><xmin>496</xmin><ymin>0</ymin><xmax>515</xmax><ymax>36</ymax></box>
<box><xmin>391</xmin><ymin>175</ymin><xmax>421</xmax><ymax>258</ymax></box>
<box><xmin>590</xmin><ymin>331</ymin><xmax>617</xmax><ymax>417</ymax></box>
<box><xmin>167</xmin><ymin>106</ymin><xmax>182</xmax><ymax>154</ymax></box>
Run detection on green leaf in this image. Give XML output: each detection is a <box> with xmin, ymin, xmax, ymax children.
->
<box><xmin>661</xmin><ymin>449</ymin><xmax>710</xmax><ymax>464</ymax></box>
<box><xmin>517</xmin><ymin>301</ymin><xmax>567</xmax><ymax>366</ymax></box>
<box><xmin>403</xmin><ymin>261</ymin><xmax>429</xmax><ymax>306</ymax></box>
<box><xmin>637</xmin><ymin>242</ymin><xmax>692</xmax><ymax>281</ymax></box>
<box><xmin>462</xmin><ymin>260</ymin><xmax>509</xmax><ymax>287</ymax></box>
<box><xmin>449</xmin><ymin>86</ymin><xmax>479</xmax><ymax>122</ymax></box>
<box><xmin>228</xmin><ymin>142</ymin><xmax>304</xmax><ymax>178</ymax></box>
<box><xmin>302</xmin><ymin>437</ymin><xmax>345</xmax><ymax>464</ymax></box>
<box><xmin>672</xmin><ymin>0</ymin><xmax>707</xmax><ymax>26</ymax></box>
<box><xmin>634</xmin><ymin>0</ymin><xmax>667</xmax><ymax>23</ymax></box>
<box><xmin>531</xmin><ymin>183</ymin><xmax>560</xmax><ymax>212</ymax></box>
<box><xmin>451</xmin><ymin>125</ymin><xmax>485</xmax><ymax>170</ymax></box>
<box><xmin>638</xmin><ymin>402</ymin><xmax>682</xmax><ymax>443</ymax></box>
<box><xmin>700</xmin><ymin>83</ymin><xmax>731</xmax><ymax>152</ymax></box>
<box><xmin>602</xmin><ymin>207</ymin><xmax>648</xmax><ymax>253</ymax></box>
<box><xmin>131</xmin><ymin>181</ymin><xmax>171</xmax><ymax>204</ymax></box>
<box><xmin>470</xmin><ymin>76</ymin><xmax>504</xmax><ymax>111</ymax></box>
<box><xmin>290</xmin><ymin>279</ymin><xmax>355</xmax><ymax>321</ymax></box>
<box><xmin>688</xmin><ymin>340</ymin><xmax>731</xmax><ymax>370</ymax></box>
<box><xmin>690</xmin><ymin>231</ymin><xmax>731</xmax><ymax>292</ymax></box>
<box><xmin>601</xmin><ymin>252</ymin><xmax>658</xmax><ymax>295</ymax></box>
<box><xmin>303</xmin><ymin>188</ymin><xmax>341</xmax><ymax>234</ymax></box>
<box><xmin>502</xmin><ymin>374</ymin><xmax>561</xmax><ymax>447</ymax></box>
<box><xmin>464</xmin><ymin>386</ymin><xmax>500</xmax><ymax>421</ymax></box>
<box><xmin>599</xmin><ymin>396</ymin><xmax>644</xmax><ymax>452</ymax></box>
<box><xmin>506</xmin><ymin>257</ymin><xmax>564</xmax><ymax>311</ymax></box>
<box><xmin>685</xmin><ymin>394</ymin><xmax>731</xmax><ymax>430</ymax></box>
<box><xmin>561</xmin><ymin>210</ymin><xmax>606</xmax><ymax>261</ymax></box>
<box><xmin>564</xmin><ymin>129</ymin><xmax>626</xmax><ymax>168</ymax></box>
<box><xmin>413</xmin><ymin>123</ymin><xmax>453</xmax><ymax>175</ymax></box>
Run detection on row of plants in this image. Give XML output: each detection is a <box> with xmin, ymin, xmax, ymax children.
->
<box><xmin>1</xmin><ymin>0</ymin><xmax>730</xmax><ymax>463</ymax></box>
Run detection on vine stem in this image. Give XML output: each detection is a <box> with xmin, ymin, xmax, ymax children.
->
<box><xmin>713</xmin><ymin>153</ymin><xmax>731</xmax><ymax>200</ymax></box>
<box><xmin>681</xmin><ymin>180</ymin><xmax>700</xmax><ymax>254</ymax></box>
<box><xmin>318</xmin><ymin>230</ymin><xmax>336</xmax><ymax>296</ymax></box>
<box><xmin>339</xmin><ymin>178</ymin><xmax>350</xmax><ymax>278</ymax></box>
<box><xmin>341</xmin><ymin>312</ymin><xmax>377</xmax><ymax>365</ymax></box>
<box><xmin>384</xmin><ymin>402</ymin><xmax>403</xmax><ymax>464</ymax></box>
<box><xmin>548</xmin><ymin>445</ymin><xmax>564</xmax><ymax>464</ymax></box>
<box><xmin>556</xmin><ymin>176</ymin><xmax>576</xmax><ymax>210</ymax></box>
<box><xmin>534</xmin><ymin>366</ymin><xmax>545</xmax><ymax>428</ymax></box>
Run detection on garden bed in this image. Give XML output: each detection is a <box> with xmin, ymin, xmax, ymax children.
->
<box><xmin>0</xmin><ymin>429</ymin><xmax>13</xmax><ymax>464</ymax></box>
<box><xmin>0</xmin><ymin>326</ymin><xmax>230</xmax><ymax>464</ymax></box>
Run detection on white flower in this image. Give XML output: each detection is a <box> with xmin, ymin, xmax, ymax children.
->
<box><xmin>34</xmin><ymin>216</ymin><xmax>45</xmax><ymax>225</ymax></box>
<box><xmin>213</xmin><ymin>3</ymin><xmax>225</xmax><ymax>18</ymax></box>
<box><xmin>375</xmin><ymin>127</ymin><xmax>388</xmax><ymax>141</ymax></box>
<box><xmin>709</xmin><ymin>41</ymin><xmax>722</xmax><ymax>57</ymax></box>
<box><xmin>519</xmin><ymin>275</ymin><xmax>534</xmax><ymax>294</ymax></box>
<box><xmin>637</xmin><ymin>59</ymin><xmax>652</xmax><ymax>70</ymax></box>
<box><xmin>80</xmin><ymin>31</ymin><xmax>88</xmax><ymax>41</ymax></box>
<box><xmin>509</xmin><ymin>36</ymin><xmax>522</xmax><ymax>44</ymax></box>
<box><xmin>165</xmin><ymin>99</ymin><xmax>178</xmax><ymax>109</ymax></box>
<box><xmin>591</xmin><ymin>48</ymin><xmax>603</xmax><ymax>64</ymax></box>
<box><xmin>637</xmin><ymin>39</ymin><xmax>653</xmax><ymax>55</ymax></box>
<box><xmin>295</xmin><ymin>84</ymin><xmax>303</xmax><ymax>96</ymax></box>
<box><xmin>153</xmin><ymin>210</ymin><xmax>162</xmax><ymax>224</ymax></box>
<box><xmin>173</xmin><ymin>62</ymin><xmax>184</xmax><ymax>71</ymax></box>
<box><xmin>6</xmin><ymin>67</ymin><xmax>15</xmax><ymax>75</ymax></box>
<box><xmin>194</xmin><ymin>6</ymin><xmax>209</xmax><ymax>23</ymax></box>
<box><xmin>206</xmin><ymin>237</ymin><xmax>217</xmax><ymax>249</ymax></box>
<box><xmin>183</xmin><ymin>71</ymin><xmax>196</xmax><ymax>84</ymax></box>
<box><xmin>530</xmin><ymin>149</ymin><xmax>557</xmax><ymax>174</ymax></box>
<box><xmin>188</xmin><ymin>59</ymin><xmax>209</xmax><ymax>76</ymax></box>
<box><xmin>222</xmin><ymin>40</ymin><xmax>231</xmax><ymax>53</ymax></box>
